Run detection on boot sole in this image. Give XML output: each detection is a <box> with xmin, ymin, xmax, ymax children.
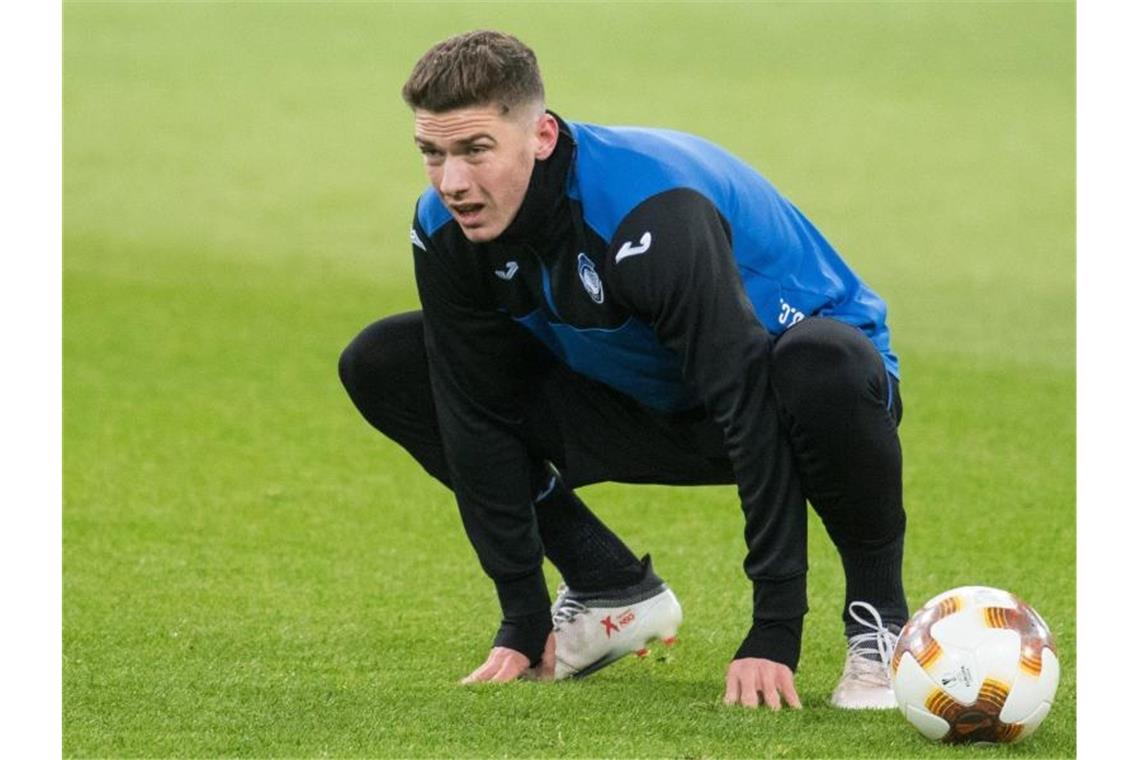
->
<box><xmin>568</xmin><ymin>631</ymin><xmax>679</xmax><ymax>680</ymax></box>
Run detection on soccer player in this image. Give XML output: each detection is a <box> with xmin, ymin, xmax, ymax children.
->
<box><xmin>340</xmin><ymin>30</ymin><xmax>908</xmax><ymax>710</ymax></box>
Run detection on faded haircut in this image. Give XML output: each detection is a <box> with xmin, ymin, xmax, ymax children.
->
<box><xmin>401</xmin><ymin>30</ymin><xmax>545</xmax><ymax>115</ymax></box>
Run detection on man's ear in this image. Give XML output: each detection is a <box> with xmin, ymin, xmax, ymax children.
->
<box><xmin>534</xmin><ymin>112</ymin><xmax>559</xmax><ymax>160</ymax></box>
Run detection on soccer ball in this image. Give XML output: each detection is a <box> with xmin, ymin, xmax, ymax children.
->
<box><xmin>890</xmin><ymin>586</ymin><xmax>1060</xmax><ymax>744</ymax></box>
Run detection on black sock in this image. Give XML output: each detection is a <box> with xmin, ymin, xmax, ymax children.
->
<box><xmin>533</xmin><ymin>469</ymin><xmax>647</xmax><ymax>593</ymax></box>
<box><xmin>838</xmin><ymin>531</ymin><xmax>909</xmax><ymax>637</ymax></box>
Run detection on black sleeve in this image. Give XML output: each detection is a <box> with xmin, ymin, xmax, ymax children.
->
<box><xmin>605</xmin><ymin>188</ymin><xmax>809</xmax><ymax>670</ymax></box>
<box><xmin>411</xmin><ymin>214</ymin><xmax>552</xmax><ymax>664</ymax></box>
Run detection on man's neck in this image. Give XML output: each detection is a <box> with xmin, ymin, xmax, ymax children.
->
<box><xmin>494</xmin><ymin>113</ymin><xmax>574</xmax><ymax>244</ymax></box>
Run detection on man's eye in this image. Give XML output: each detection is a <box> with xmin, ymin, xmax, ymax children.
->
<box><xmin>468</xmin><ymin>145</ymin><xmax>489</xmax><ymax>156</ymax></box>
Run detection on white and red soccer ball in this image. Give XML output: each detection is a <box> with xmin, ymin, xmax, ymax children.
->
<box><xmin>890</xmin><ymin>586</ymin><xmax>1060</xmax><ymax>744</ymax></box>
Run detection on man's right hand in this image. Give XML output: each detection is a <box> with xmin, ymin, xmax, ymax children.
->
<box><xmin>723</xmin><ymin>657</ymin><xmax>802</xmax><ymax>710</ymax></box>
<box><xmin>460</xmin><ymin>632</ymin><xmax>556</xmax><ymax>684</ymax></box>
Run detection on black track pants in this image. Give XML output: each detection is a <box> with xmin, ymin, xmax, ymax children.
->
<box><xmin>339</xmin><ymin>312</ymin><xmax>906</xmax><ymax>624</ymax></box>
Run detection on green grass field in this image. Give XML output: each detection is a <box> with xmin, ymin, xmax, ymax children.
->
<box><xmin>63</xmin><ymin>2</ymin><xmax>1075</xmax><ymax>757</ymax></box>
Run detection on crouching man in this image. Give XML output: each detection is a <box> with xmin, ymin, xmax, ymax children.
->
<box><xmin>341</xmin><ymin>30</ymin><xmax>908</xmax><ymax>710</ymax></box>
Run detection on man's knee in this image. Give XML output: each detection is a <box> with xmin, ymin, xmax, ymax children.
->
<box><xmin>770</xmin><ymin>319</ymin><xmax>884</xmax><ymax>428</ymax></box>
<box><xmin>338</xmin><ymin>311</ymin><xmax>427</xmax><ymax>409</ymax></box>
<box><xmin>339</xmin><ymin>311</ymin><xmax>450</xmax><ymax>482</ymax></box>
<box><xmin>775</xmin><ymin>316</ymin><xmax>870</xmax><ymax>387</ymax></box>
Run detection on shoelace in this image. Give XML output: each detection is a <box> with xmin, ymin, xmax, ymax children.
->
<box><xmin>551</xmin><ymin>598</ymin><xmax>588</xmax><ymax>630</ymax></box>
<box><xmin>844</xmin><ymin>601</ymin><xmax>899</xmax><ymax>683</ymax></box>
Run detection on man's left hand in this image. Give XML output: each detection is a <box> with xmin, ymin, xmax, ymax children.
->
<box><xmin>723</xmin><ymin>657</ymin><xmax>802</xmax><ymax>710</ymax></box>
<box><xmin>460</xmin><ymin>632</ymin><xmax>556</xmax><ymax>683</ymax></box>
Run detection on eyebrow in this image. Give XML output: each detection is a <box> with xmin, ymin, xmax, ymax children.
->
<box><xmin>414</xmin><ymin>133</ymin><xmax>498</xmax><ymax>149</ymax></box>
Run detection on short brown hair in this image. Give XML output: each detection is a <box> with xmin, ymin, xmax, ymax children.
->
<box><xmin>401</xmin><ymin>30</ymin><xmax>545</xmax><ymax>114</ymax></box>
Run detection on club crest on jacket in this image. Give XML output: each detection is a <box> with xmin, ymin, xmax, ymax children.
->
<box><xmin>577</xmin><ymin>253</ymin><xmax>604</xmax><ymax>304</ymax></box>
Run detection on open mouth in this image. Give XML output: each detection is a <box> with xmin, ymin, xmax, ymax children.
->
<box><xmin>450</xmin><ymin>203</ymin><xmax>485</xmax><ymax>225</ymax></box>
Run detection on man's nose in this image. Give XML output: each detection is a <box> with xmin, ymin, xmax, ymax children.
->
<box><xmin>439</xmin><ymin>157</ymin><xmax>470</xmax><ymax>198</ymax></box>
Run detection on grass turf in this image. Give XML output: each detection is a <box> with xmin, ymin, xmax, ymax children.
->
<box><xmin>64</xmin><ymin>2</ymin><xmax>1074</xmax><ymax>757</ymax></box>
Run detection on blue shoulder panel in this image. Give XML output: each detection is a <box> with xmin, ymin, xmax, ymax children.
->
<box><xmin>565</xmin><ymin>120</ymin><xmax>899</xmax><ymax>379</ymax></box>
<box><xmin>565</xmin><ymin>122</ymin><xmax>753</xmax><ymax>243</ymax></box>
<box><xmin>415</xmin><ymin>186</ymin><xmax>453</xmax><ymax>236</ymax></box>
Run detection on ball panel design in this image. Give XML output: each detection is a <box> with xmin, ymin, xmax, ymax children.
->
<box><xmin>1001</xmin><ymin>647</ymin><xmax>1060</xmax><ymax>725</ymax></box>
<box><xmin>892</xmin><ymin>593</ymin><xmax>961</xmax><ymax>674</ymax></box>
<box><xmin>923</xmin><ymin>678</ymin><xmax>1020</xmax><ymax>744</ymax></box>
<box><xmin>1020</xmin><ymin>651</ymin><xmax>1043</xmax><ymax>676</ymax></box>
<box><xmin>892</xmin><ymin>652</ymin><xmax>939</xmax><ymax>715</ymax></box>
<box><xmin>932</xmin><ymin>609</ymin><xmax>1014</xmax><ymax>653</ymax></box>
<box><xmin>982</xmin><ymin>594</ymin><xmax>1055</xmax><ymax>676</ymax></box>
<box><xmin>905</xmin><ymin>705</ymin><xmax>951</xmax><ymax>741</ymax></box>
<box><xmin>922</xmin><ymin>641</ymin><xmax>984</xmax><ymax>705</ymax></box>
<box><xmin>928</xmin><ymin>586</ymin><xmax>1012</xmax><ymax>611</ymax></box>
<box><xmin>1008</xmin><ymin>700</ymin><xmax>1053</xmax><ymax>742</ymax></box>
<box><xmin>972</xmin><ymin>627</ymin><xmax>1022</xmax><ymax>689</ymax></box>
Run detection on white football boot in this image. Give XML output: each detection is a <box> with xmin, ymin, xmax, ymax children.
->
<box><xmin>551</xmin><ymin>558</ymin><xmax>682</xmax><ymax>680</ymax></box>
<box><xmin>829</xmin><ymin>601</ymin><xmax>901</xmax><ymax>709</ymax></box>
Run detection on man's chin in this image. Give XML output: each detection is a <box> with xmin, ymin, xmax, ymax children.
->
<box><xmin>458</xmin><ymin>224</ymin><xmax>503</xmax><ymax>243</ymax></box>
